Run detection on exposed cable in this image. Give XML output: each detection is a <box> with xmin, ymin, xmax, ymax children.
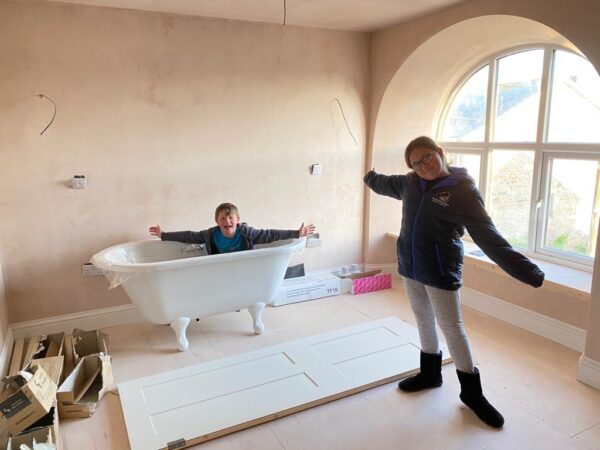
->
<box><xmin>334</xmin><ymin>98</ymin><xmax>358</xmax><ymax>147</ymax></box>
<box><xmin>283</xmin><ymin>0</ymin><xmax>287</xmax><ymax>26</ymax></box>
<box><xmin>38</xmin><ymin>94</ymin><xmax>57</xmax><ymax>135</ymax></box>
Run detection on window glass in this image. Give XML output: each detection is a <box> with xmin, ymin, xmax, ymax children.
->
<box><xmin>543</xmin><ymin>158</ymin><xmax>599</xmax><ymax>257</ymax></box>
<box><xmin>487</xmin><ymin>150</ymin><xmax>535</xmax><ymax>249</ymax></box>
<box><xmin>493</xmin><ymin>50</ymin><xmax>544</xmax><ymax>142</ymax></box>
<box><xmin>547</xmin><ymin>50</ymin><xmax>600</xmax><ymax>143</ymax></box>
<box><xmin>441</xmin><ymin>66</ymin><xmax>488</xmax><ymax>142</ymax></box>
<box><xmin>447</xmin><ymin>153</ymin><xmax>481</xmax><ymax>187</ymax></box>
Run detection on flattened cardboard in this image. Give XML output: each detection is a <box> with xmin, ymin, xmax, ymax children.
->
<box><xmin>8</xmin><ymin>339</ymin><xmax>25</xmax><ymax>376</ymax></box>
<box><xmin>62</xmin><ymin>335</ymin><xmax>76</xmax><ymax>381</ymax></box>
<box><xmin>56</xmin><ymin>354</ymin><xmax>113</xmax><ymax>419</ymax></box>
<box><xmin>72</xmin><ymin>329</ymin><xmax>109</xmax><ymax>361</ymax></box>
<box><xmin>21</xmin><ymin>336</ymin><xmax>44</xmax><ymax>372</ymax></box>
<box><xmin>0</xmin><ymin>367</ymin><xmax>57</xmax><ymax>436</ymax></box>
<box><xmin>342</xmin><ymin>269</ymin><xmax>383</xmax><ymax>280</ymax></box>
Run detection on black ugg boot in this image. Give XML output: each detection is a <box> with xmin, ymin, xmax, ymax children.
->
<box><xmin>398</xmin><ymin>351</ymin><xmax>443</xmax><ymax>392</ymax></box>
<box><xmin>457</xmin><ymin>368</ymin><xmax>504</xmax><ymax>428</ymax></box>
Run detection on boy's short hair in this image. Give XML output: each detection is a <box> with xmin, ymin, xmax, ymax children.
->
<box><xmin>215</xmin><ymin>202</ymin><xmax>239</xmax><ymax>220</ymax></box>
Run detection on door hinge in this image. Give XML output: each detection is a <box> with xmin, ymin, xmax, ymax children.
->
<box><xmin>167</xmin><ymin>438</ymin><xmax>186</xmax><ymax>450</ymax></box>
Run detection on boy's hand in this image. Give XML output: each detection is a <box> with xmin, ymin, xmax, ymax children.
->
<box><xmin>298</xmin><ymin>223</ymin><xmax>316</xmax><ymax>237</ymax></box>
<box><xmin>149</xmin><ymin>224</ymin><xmax>162</xmax><ymax>238</ymax></box>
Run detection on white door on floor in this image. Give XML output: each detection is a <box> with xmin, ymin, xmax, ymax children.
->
<box><xmin>119</xmin><ymin>316</ymin><xmax>451</xmax><ymax>450</ymax></box>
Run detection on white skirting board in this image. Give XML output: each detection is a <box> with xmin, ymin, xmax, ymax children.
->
<box><xmin>10</xmin><ymin>304</ymin><xmax>142</xmax><ymax>339</ymax></box>
<box><xmin>578</xmin><ymin>355</ymin><xmax>600</xmax><ymax>390</ymax></box>
<box><xmin>460</xmin><ymin>287</ymin><xmax>586</xmax><ymax>352</ymax></box>
<box><xmin>119</xmin><ymin>317</ymin><xmax>451</xmax><ymax>450</ymax></box>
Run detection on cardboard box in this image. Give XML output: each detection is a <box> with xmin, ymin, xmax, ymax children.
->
<box><xmin>332</xmin><ymin>268</ymin><xmax>382</xmax><ymax>280</ymax></box>
<box><xmin>8</xmin><ymin>337</ymin><xmax>43</xmax><ymax>377</ymax></box>
<box><xmin>8</xmin><ymin>333</ymin><xmax>65</xmax><ymax>378</ymax></box>
<box><xmin>29</xmin><ymin>356</ymin><xmax>64</xmax><ymax>387</ymax></box>
<box><xmin>0</xmin><ymin>367</ymin><xmax>57</xmax><ymax>436</ymax></box>
<box><xmin>71</xmin><ymin>329</ymin><xmax>109</xmax><ymax>362</ymax></box>
<box><xmin>272</xmin><ymin>273</ymin><xmax>341</xmax><ymax>306</ymax></box>
<box><xmin>56</xmin><ymin>354</ymin><xmax>113</xmax><ymax>419</ymax></box>
<box><xmin>7</xmin><ymin>404</ymin><xmax>59</xmax><ymax>450</ymax></box>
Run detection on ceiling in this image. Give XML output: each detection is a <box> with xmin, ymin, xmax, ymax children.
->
<box><xmin>46</xmin><ymin>0</ymin><xmax>467</xmax><ymax>32</ymax></box>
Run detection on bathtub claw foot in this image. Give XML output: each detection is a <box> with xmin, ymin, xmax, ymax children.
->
<box><xmin>248</xmin><ymin>302</ymin><xmax>266</xmax><ymax>335</ymax></box>
<box><xmin>170</xmin><ymin>317</ymin><xmax>191</xmax><ymax>351</ymax></box>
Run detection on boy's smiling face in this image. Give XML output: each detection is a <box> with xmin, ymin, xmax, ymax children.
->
<box><xmin>215</xmin><ymin>210</ymin><xmax>240</xmax><ymax>238</ymax></box>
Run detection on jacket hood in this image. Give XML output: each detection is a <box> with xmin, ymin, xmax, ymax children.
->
<box><xmin>419</xmin><ymin>166</ymin><xmax>471</xmax><ymax>190</ymax></box>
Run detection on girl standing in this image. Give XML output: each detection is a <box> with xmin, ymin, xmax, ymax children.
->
<box><xmin>364</xmin><ymin>136</ymin><xmax>544</xmax><ymax>428</ymax></box>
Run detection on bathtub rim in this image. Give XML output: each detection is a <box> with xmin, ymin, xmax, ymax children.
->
<box><xmin>91</xmin><ymin>238</ymin><xmax>306</xmax><ymax>273</ymax></box>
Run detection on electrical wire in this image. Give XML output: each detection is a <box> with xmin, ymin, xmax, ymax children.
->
<box><xmin>38</xmin><ymin>94</ymin><xmax>57</xmax><ymax>135</ymax></box>
<box><xmin>334</xmin><ymin>98</ymin><xmax>358</xmax><ymax>147</ymax></box>
<box><xmin>283</xmin><ymin>0</ymin><xmax>287</xmax><ymax>26</ymax></box>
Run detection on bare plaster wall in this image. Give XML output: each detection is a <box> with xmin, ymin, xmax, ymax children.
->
<box><xmin>367</xmin><ymin>0</ymin><xmax>600</xmax><ymax>361</ymax></box>
<box><xmin>0</xmin><ymin>1</ymin><xmax>369</xmax><ymax>323</ymax></box>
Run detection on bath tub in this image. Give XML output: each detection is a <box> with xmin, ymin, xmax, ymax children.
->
<box><xmin>91</xmin><ymin>238</ymin><xmax>305</xmax><ymax>351</ymax></box>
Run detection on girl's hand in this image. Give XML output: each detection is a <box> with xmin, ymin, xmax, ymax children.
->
<box><xmin>298</xmin><ymin>223</ymin><xmax>316</xmax><ymax>237</ymax></box>
<box><xmin>149</xmin><ymin>224</ymin><xmax>162</xmax><ymax>238</ymax></box>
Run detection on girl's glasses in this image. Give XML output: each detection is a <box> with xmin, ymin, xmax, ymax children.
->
<box><xmin>411</xmin><ymin>152</ymin><xmax>435</xmax><ymax>171</ymax></box>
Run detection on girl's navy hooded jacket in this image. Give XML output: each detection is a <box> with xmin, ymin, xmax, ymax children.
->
<box><xmin>364</xmin><ymin>167</ymin><xmax>544</xmax><ymax>291</ymax></box>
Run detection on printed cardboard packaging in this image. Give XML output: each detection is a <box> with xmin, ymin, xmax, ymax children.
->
<box><xmin>272</xmin><ymin>273</ymin><xmax>341</xmax><ymax>306</ymax></box>
<box><xmin>0</xmin><ymin>366</ymin><xmax>58</xmax><ymax>436</ymax></box>
<box><xmin>29</xmin><ymin>356</ymin><xmax>65</xmax><ymax>388</ymax></box>
<box><xmin>7</xmin><ymin>404</ymin><xmax>59</xmax><ymax>450</ymax></box>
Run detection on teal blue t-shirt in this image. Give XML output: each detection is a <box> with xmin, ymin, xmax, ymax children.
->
<box><xmin>213</xmin><ymin>226</ymin><xmax>245</xmax><ymax>253</ymax></box>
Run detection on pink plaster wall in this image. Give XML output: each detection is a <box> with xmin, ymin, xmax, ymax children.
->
<box><xmin>0</xmin><ymin>1</ymin><xmax>369</xmax><ymax>323</ymax></box>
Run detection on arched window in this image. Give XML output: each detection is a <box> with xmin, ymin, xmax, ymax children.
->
<box><xmin>438</xmin><ymin>46</ymin><xmax>600</xmax><ymax>267</ymax></box>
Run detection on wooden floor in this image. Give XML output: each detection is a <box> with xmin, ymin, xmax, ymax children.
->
<box><xmin>59</xmin><ymin>282</ymin><xmax>600</xmax><ymax>450</ymax></box>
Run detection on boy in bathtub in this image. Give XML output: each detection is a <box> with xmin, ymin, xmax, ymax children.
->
<box><xmin>149</xmin><ymin>202</ymin><xmax>316</xmax><ymax>255</ymax></box>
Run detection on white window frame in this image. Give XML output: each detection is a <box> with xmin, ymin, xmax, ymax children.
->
<box><xmin>536</xmin><ymin>151</ymin><xmax>600</xmax><ymax>265</ymax></box>
<box><xmin>437</xmin><ymin>44</ymin><xmax>600</xmax><ymax>270</ymax></box>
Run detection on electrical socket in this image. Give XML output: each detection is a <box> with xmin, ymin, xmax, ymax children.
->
<box><xmin>82</xmin><ymin>262</ymin><xmax>103</xmax><ymax>276</ymax></box>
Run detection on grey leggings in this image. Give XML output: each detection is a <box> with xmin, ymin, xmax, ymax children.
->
<box><xmin>403</xmin><ymin>277</ymin><xmax>474</xmax><ymax>373</ymax></box>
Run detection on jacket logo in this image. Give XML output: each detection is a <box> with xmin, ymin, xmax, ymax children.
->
<box><xmin>432</xmin><ymin>191</ymin><xmax>451</xmax><ymax>207</ymax></box>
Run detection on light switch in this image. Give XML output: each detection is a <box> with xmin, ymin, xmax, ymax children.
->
<box><xmin>311</xmin><ymin>164</ymin><xmax>322</xmax><ymax>175</ymax></box>
<box><xmin>72</xmin><ymin>175</ymin><xmax>87</xmax><ymax>189</ymax></box>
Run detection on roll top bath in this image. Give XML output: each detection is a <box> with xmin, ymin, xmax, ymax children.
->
<box><xmin>92</xmin><ymin>238</ymin><xmax>305</xmax><ymax>351</ymax></box>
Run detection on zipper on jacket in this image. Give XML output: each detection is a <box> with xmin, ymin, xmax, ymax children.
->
<box><xmin>411</xmin><ymin>196</ymin><xmax>426</xmax><ymax>279</ymax></box>
<box><xmin>434</xmin><ymin>243</ymin><xmax>445</xmax><ymax>276</ymax></box>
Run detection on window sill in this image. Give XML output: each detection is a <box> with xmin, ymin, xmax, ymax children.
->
<box><xmin>385</xmin><ymin>233</ymin><xmax>591</xmax><ymax>296</ymax></box>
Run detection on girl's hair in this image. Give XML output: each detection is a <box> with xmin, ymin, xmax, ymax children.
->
<box><xmin>215</xmin><ymin>202</ymin><xmax>239</xmax><ymax>220</ymax></box>
<box><xmin>404</xmin><ymin>136</ymin><xmax>447</xmax><ymax>169</ymax></box>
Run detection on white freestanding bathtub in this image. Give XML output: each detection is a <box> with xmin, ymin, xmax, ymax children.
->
<box><xmin>91</xmin><ymin>238</ymin><xmax>305</xmax><ymax>351</ymax></box>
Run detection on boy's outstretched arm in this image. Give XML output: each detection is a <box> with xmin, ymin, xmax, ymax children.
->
<box><xmin>298</xmin><ymin>223</ymin><xmax>316</xmax><ymax>237</ymax></box>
